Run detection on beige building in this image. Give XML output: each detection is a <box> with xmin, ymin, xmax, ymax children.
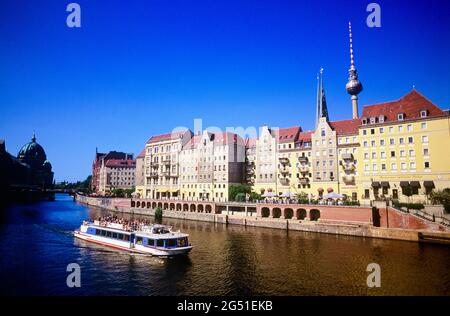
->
<box><xmin>134</xmin><ymin>149</ymin><xmax>146</xmax><ymax>198</ymax></box>
<box><xmin>179</xmin><ymin>130</ymin><xmax>246</xmax><ymax>202</ymax></box>
<box><xmin>143</xmin><ymin>130</ymin><xmax>193</xmax><ymax>199</ymax></box>
<box><xmin>98</xmin><ymin>155</ymin><xmax>136</xmax><ymax>194</ymax></box>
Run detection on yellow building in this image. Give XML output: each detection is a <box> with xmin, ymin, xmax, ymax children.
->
<box><xmin>356</xmin><ymin>90</ymin><xmax>450</xmax><ymax>203</ymax></box>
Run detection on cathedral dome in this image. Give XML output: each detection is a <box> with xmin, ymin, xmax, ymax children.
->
<box><xmin>18</xmin><ymin>134</ymin><xmax>47</xmax><ymax>165</ymax></box>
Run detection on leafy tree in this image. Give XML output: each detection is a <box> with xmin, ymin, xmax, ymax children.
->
<box><xmin>249</xmin><ymin>192</ymin><xmax>261</xmax><ymax>202</ymax></box>
<box><xmin>229</xmin><ymin>184</ymin><xmax>251</xmax><ymax>201</ymax></box>
<box><xmin>431</xmin><ymin>189</ymin><xmax>450</xmax><ymax>213</ymax></box>
<box><xmin>154</xmin><ymin>207</ymin><xmax>163</xmax><ymax>223</ymax></box>
<box><xmin>112</xmin><ymin>188</ymin><xmax>125</xmax><ymax>198</ymax></box>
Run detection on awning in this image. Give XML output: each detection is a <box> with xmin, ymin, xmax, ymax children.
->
<box><xmin>410</xmin><ymin>181</ymin><xmax>421</xmax><ymax>188</ymax></box>
<box><xmin>423</xmin><ymin>181</ymin><xmax>435</xmax><ymax>188</ymax></box>
<box><xmin>169</xmin><ymin>189</ymin><xmax>179</xmax><ymax>193</ymax></box>
<box><xmin>380</xmin><ymin>181</ymin><xmax>390</xmax><ymax>188</ymax></box>
<box><xmin>371</xmin><ymin>181</ymin><xmax>381</xmax><ymax>188</ymax></box>
<box><xmin>400</xmin><ymin>181</ymin><xmax>410</xmax><ymax>187</ymax></box>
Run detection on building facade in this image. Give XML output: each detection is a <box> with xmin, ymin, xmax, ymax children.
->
<box><xmin>92</xmin><ymin>151</ymin><xmax>135</xmax><ymax>194</ymax></box>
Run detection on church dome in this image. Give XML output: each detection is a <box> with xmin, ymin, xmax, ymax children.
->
<box><xmin>18</xmin><ymin>134</ymin><xmax>47</xmax><ymax>165</ymax></box>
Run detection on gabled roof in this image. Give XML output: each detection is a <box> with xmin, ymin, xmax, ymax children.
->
<box><xmin>361</xmin><ymin>90</ymin><xmax>447</xmax><ymax>123</ymax></box>
<box><xmin>275</xmin><ymin>126</ymin><xmax>302</xmax><ymax>143</ymax></box>
<box><xmin>146</xmin><ymin>129</ymin><xmax>191</xmax><ymax>144</ymax></box>
<box><xmin>329</xmin><ymin>119</ymin><xmax>360</xmax><ymax>135</ymax></box>
<box><xmin>298</xmin><ymin>131</ymin><xmax>313</xmax><ymax>142</ymax></box>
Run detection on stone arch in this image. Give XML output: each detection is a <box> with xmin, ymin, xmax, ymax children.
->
<box><xmin>183</xmin><ymin>204</ymin><xmax>189</xmax><ymax>212</ymax></box>
<box><xmin>205</xmin><ymin>205</ymin><xmax>212</xmax><ymax>213</ymax></box>
<box><xmin>146</xmin><ymin>202</ymin><xmax>151</xmax><ymax>208</ymax></box>
<box><xmin>284</xmin><ymin>208</ymin><xmax>293</xmax><ymax>219</ymax></box>
<box><xmin>310</xmin><ymin>209</ymin><xmax>320</xmax><ymax>221</ymax></box>
<box><xmin>272</xmin><ymin>208</ymin><xmax>282</xmax><ymax>219</ymax></box>
<box><xmin>152</xmin><ymin>202</ymin><xmax>157</xmax><ymax>209</ymax></box>
<box><xmin>163</xmin><ymin>202</ymin><xmax>169</xmax><ymax>210</ymax></box>
<box><xmin>176</xmin><ymin>203</ymin><xmax>182</xmax><ymax>211</ymax></box>
<box><xmin>157</xmin><ymin>202</ymin><xmax>163</xmax><ymax>209</ymax></box>
<box><xmin>131</xmin><ymin>201</ymin><xmax>135</xmax><ymax>207</ymax></box>
<box><xmin>170</xmin><ymin>203</ymin><xmax>175</xmax><ymax>211</ymax></box>
<box><xmin>136</xmin><ymin>201</ymin><xmax>141</xmax><ymax>208</ymax></box>
<box><xmin>296</xmin><ymin>208</ymin><xmax>307</xmax><ymax>220</ymax></box>
<box><xmin>261</xmin><ymin>207</ymin><xmax>270</xmax><ymax>218</ymax></box>
<box><xmin>198</xmin><ymin>204</ymin><xmax>204</xmax><ymax>212</ymax></box>
<box><xmin>190</xmin><ymin>204</ymin><xmax>196</xmax><ymax>212</ymax></box>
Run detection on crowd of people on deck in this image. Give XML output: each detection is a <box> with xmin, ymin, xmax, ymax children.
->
<box><xmin>95</xmin><ymin>215</ymin><xmax>152</xmax><ymax>231</ymax></box>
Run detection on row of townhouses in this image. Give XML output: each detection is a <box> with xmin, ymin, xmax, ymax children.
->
<box><xmin>95</xmin><ymin>23</ymin><xmax>450</xmax><ymax>203</ymax></box>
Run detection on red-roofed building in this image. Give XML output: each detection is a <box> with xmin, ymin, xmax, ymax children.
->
<box><xmin>92</xmin><ymin>150</ymin><xmax>135</xmax><ymax>194</ymax></box>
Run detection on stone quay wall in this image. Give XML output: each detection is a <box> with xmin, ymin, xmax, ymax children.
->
<box><xmin>75</xmin><ymin>195</ymin><xmax>450</xmax><ymax>244</ymax></box>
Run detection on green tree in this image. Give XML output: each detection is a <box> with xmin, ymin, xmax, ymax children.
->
<box><xmin>431</xmin><ymin>189</ymin><xmax>450</xmax><ymax>213</ymax></box>
<box><xmin>112</xmin><ymin>188</ymin><xmax>125</xmax><ymax>198</ymax></box>
<box><xmin>228</xmin><ymin>184</ymin><xmax>251</xmax><ymax>201</ymax></box>
<box><xmin>154</xmin><ymin>207</ymin><xmax>163</xmax><ymax>223</ymax></box>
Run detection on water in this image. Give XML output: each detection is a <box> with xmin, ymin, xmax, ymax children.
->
<box><xmin>0</xmin><ymin>194</ymin><xmax>449</xmax><ymax>296</ymax></box>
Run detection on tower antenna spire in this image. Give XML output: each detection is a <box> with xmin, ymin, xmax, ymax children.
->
<box><xmin>346</xmin><ymin>22</ymin><xmax>363</xmax><ymax>119</ymax></box>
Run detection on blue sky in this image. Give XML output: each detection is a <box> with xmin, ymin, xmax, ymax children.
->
<box><xmin>1</xmin><ymin>0</ymin><xmax>449</xmax><ymax>182</ymax></box>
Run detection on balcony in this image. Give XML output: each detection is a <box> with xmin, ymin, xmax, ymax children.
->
<box><xmin>299</xmin><ymin>177</ymin><xmax>309</xmax><ymax>185</ymax></box>
<box><xmin>279</xmin><ymin>157</ymin><xmax>289</xmax><ymax>165</ymax></box>
<box><xmin>299</xmin><ymin>165</ymin><xmax>309</xmax><ymax>174</ymax></box>
<box><xmin>342</xmin><ymin>174</ymin><xmax>355</xmax><ymax>184</ymax></box>
<box><xmin>280</xmin><ymin>178</ymin><xmax>289</xmax><ymax>186</ymax></box>
<box><xmin>341</xmin><ymin>153</ymin><xmax>354</xmax><ymax>161</ymax></box>
<box><xmin>298</xmin><ymin>156</ymin><xmax>309</xmax><ymax>164</ymax></box>
<box><xmin>151</xmin><ymin>163</ymin><xmax>159</xmax><ymax>169</ymax></box>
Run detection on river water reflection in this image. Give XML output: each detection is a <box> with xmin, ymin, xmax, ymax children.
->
<box><xmin>0</xmin><ymin>194</ymin><xmax>449</xmax><ymax>295</ymax></box>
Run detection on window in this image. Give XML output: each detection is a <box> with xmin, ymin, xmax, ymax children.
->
<box><xmin>371</xmin><ymin>129</ymin><xmax>375</xmax><ymax>135</ymax></box>
<box><xmin>380</xmin><ymin>127</ymin><xmax>384</xmax><ymax>134</ymax></box>
<box><xmin>363</xmin><ymin>130</ymin><xmax>367</xmax><ymax>135</ymax></box>
<box><xmin>420</xmin><ymin>110</ymin><xmax>427</xmax><ymax>118</ymax></box>
<box><xmin>409</xmin><ymin>150</ymin><xmax>415</xmax><ymax>157</ymax></box>
<box><xmin>392</xmin><ymin>163</ymin><xmax>397</xmax><ymax>170</ymax></box>
<box><xmin>424</xmin><ymin>162</ymin><xmax>430</xmax><ymax>169</ymax></box>
<box><xmin>390</xmin><ymin>138</ymin><xmax>395</xmax><ymax>145</ymax></box>
<box><xmin>423</xmin><ymin>148</ymin><xmax>429</xmax><ymax>156</ymax></box>
<box><xmin>410</xmin><ymin>162</ymin><xmax>416</xmax><ymax>169</ymax></box>
<box><xmin>136</xmin><ymin>237</ymin><xmax>143</xmax><ymax>245</ymax></box>
<box><xmin>400</xmin><ymin>150</ymin><xmax>405</xmax><ymax>157</ymax></box>
<box><xmin>399</xmin><ymin>138</ymin><xmax>404</xmax><ymax>145</ymax></box>
<box><xmin>365</xmin><ymin>164</ymin><xmax>370</xmax><ymax>171</ymax></box>
<box><xmin>380</xmin><ymin>139</ymin><xmax>385</xmax><ymax>146</ymax></box>
<box><xmin>321</xmin><ymin>129</ymin><xmax>326</xmax><ymax>137</ymax></box>
<box><xmin>156</xmin><ymin>239</ymin><xmax>164</xmax><ymax>247</ymax></box>
<box><xmin>391</xmin><ymin>151</ymin><xmax>396</xmax><ymax>158</ymax></box>
<box><xmin>401</xmin><ymin>163</ymin><xmax>406</xmax><ymax>170</ymax></box>
<box><xmin>389</xmin><ymin>127</ymin><xmax>394</xmax><ymax>133</ymax></box>
<box><xmin>372</xmin><ymin>164</ymin><xmax>378</xmax><ymax>171</ymax></box>
<box><xmin>370</xmin><ymin>117</ymin><xmax>376</xmax><ymax>124</ymax></box>
<box><xmin>379</xmin><ymin>116</ymin><xmax>385</xmax><ymax>123</ymax></box>
<box><xmin>398</xmin><ymin>113</ymin><xmax>404</xmax><ymax>121</ymax></box>
<box><xmin>364</xmin><ymin>153</ymin><xmax>369</xmax><ymax>159</ymax></box>
<box><xmin>421</xmin><ymin>122</ymin><xmax>427</xmax><ymax>129</ymax></box>
<box><xmin>166</xmin><ymin>239</ymin><xmax>176</xmax><ymax>248</ymax></box>
<box><xmin>381</xmin><ymin>163</ymin><xmax>386</xmax><ymax>171</ymax></box>
<box><xmin>408</xmin><ymin>137</ymin><xmax>414</xmax><ymax>144</ymax></box>
<box><xmin>407</xmin><ymin>124</ymin><xmax>412</xmax><ymax>132</ymax></box>
<box><xmin>399</xmin><ymin>126</ymin><xmax>403</xmax><ymax>132</ymax></box>
<box><xmin>380</xmin><ymin>151</ymin><xmax>386</xmax><ymax>158</ymax></box>
<box><xmin>371</xmin><ymin>152</ymin><xmax>376</xmax><ymax>159</ymax></box>
<box><xmin>363</xmin><ymin>141</ymin><xmax>368</xmax><ymax>147</ymax></box>
<box><xmin>422</xmin><ymin>135</ymin><xmax>429</xmax><ymax>143</ymax></box>
<box><xmin>112</xmin><ymin>232</ymin><xmax>118</xmax><ymax>239</ymax></box>
<box><xmin>95</xmin><ymin>229</ymin><xmax>101</xmax><ymax>236</ymax></box>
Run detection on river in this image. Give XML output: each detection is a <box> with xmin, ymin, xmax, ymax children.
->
<box><xmin>0</xmin><ymin>194</ymin><xmax>449</xmax><ymax>296</ymax></box>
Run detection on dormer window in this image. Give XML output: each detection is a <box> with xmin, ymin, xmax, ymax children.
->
<box><xmin>370</xmin><ymin>117</ymin><xmax>376</xmax><ymax>124</ymax></box>
<box><xmin>379</xmin><ymin>115</ymin><xmax>385</xmax><ymax>123</ymax></box>
<box><xmin>362</xmin><ymin>118</ymin><xmax>367</xmax><ymax>125</ymax></box>
<box><xmin>397</xmin><ymin>113</ymin><xmax>405</xmax><ymax>121</ymax></box>
<box><xmin>420</xmin><ymin>110</ymin><xmax>428</xmax><ymax>118</ymax></box>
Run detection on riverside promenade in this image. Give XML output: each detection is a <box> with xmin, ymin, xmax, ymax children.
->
<box><xmin>75</xmin><ymin>195</ymin><xmax>450</xmax><ymax>244</ymax></box>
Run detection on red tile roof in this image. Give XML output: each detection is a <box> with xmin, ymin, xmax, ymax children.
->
<box><xmin>298</xmin><ymin>131</ymin><xmax>313</xmax><ymax>141</ymax></box>
<box><xmin>146</xmin><ymin>130</ymin><xmax>191</xmax><ymax>144</ymax></box>
<box><xmin>361</xmin><ymin>90</ymin><xmax>447</xmax><ymax>123</ymax></box>
<box><xmin>329</xmin><ymin>119</ymin><xmax>360</xmax><ymax>135</ymax></box>
<box><xmin>182</xmin><ymin>132</ymin><xmax>245</xmax><ymax>149</ymax></box>
<box><xmin>245</xmin><ymin>138</ymin><xmax>257</xmax><ymax>148</ymax></box>
<box><xmin>105</xmin><ymin>159</ymin><xmax>136</xmax><ymax>167</ymax></box>
<box><xmin>137</xmin><ymin>149</ymin><xmax>146</xmax><ymax>158</ymax></box>
<box><xmin>276</xmin><ymin>126</ymin><xmax>302</xmax><ymax>143</ymax></box>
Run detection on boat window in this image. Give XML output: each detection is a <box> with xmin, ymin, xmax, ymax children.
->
<box><xmin>177</xmin><ymin>238</ymin><xmax>187</xmax><ymax>247</ymax></box>
<box><xmin>123</xmin><ymin>234</ymin><xmax>130</xmax><ymax>241</ymax></box>
<box><xmin>156</xmin><ymin>239</ymin><xmax>164</xmax><ymax>247</ymax></box>
<box><xmin>167</xmin><ymin>239</ymin><xmax>176</xmax><ymax>248</ymax></box>
<box><xmin>147</xmin><ymin>239</ymin><xmax>154</xmax><ymax>246</ymax></box>
<box><xmin>95</xmin><ymin>229</ymin><xmax>101</xmax><ymax>236</ymax></box>
<box><xmin>106</xmin><ymin>231</ymin><xmax>112</xmax><ymax>238</ymax></box>
<box><xmin>136</xmin><ymin>237</ymin><xmax>143</xmax><ymax>245</ymax></box>
<box><xmin>101</xmin><ymin>230</ymin><xmax>106</xmax><ymax>236</ymax></box>
<box><xmin>118</xmin><ymin>233</ymin><xmax>123</xmax><ymax>240</ymax></box>
<box><xmin>112</xmin><ymin>232</ymin><xmax>118</xmax><ymax>239</ymax></box>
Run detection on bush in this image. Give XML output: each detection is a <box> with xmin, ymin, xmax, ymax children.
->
<box><xmin>345</xmin><ymin>201</ymin><xmax>360</xmax><ymax>206</ymax></box>
<box><xmin>229</xmin><ymin>184</ymin><xmax>251</xmax><ymax>201</ymax></box>
<box><xmin>249</xmin><ymin>192</ymin><xmax>261</xmax><ymax>202</ymax></box>
<box><xmin>431</xmin><ymin>189</ymin><xmax>450</xmax><ymax>214</ymax></box>
<box><xmin>235</xmin><ymin>193</ymin><xmax>246</xmax><ymax>202</ymax></box>
<box><xmin>154</xmin><ymin>207</ymin><xmax>163</xmax><ymax>222</ymax></box>
<box><xmin>393</xmin><ymin>200</ymin><xmax>424</xmax><ymax>210</ymax></box>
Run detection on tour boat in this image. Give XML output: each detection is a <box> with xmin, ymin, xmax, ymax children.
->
<box><xmin>74</xmin><ymin>220</ymin><xmax>193</xmax><ymax>256</ymax></box>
